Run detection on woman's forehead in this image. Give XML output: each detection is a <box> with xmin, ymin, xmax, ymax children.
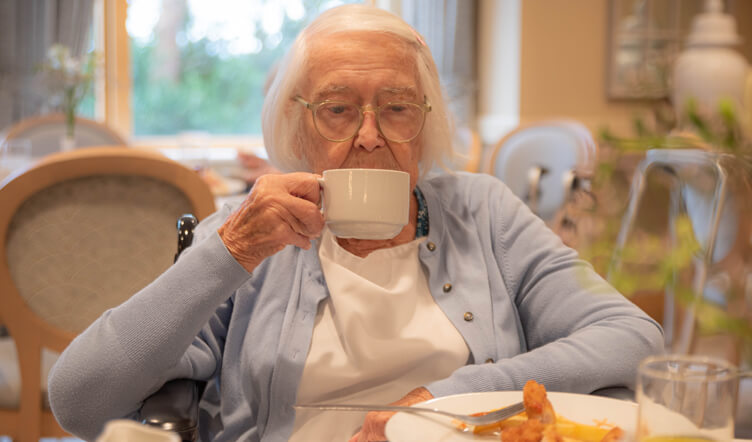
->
<box><xmin>302</xmin><ymin>32</ymin><xmax>419</xmax><ymax>98</ymax></box>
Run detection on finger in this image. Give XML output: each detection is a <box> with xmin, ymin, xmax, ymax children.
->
<box><xmin>290</xmin><ymin>207</ymin><xmax>325</xmax><ymax>239</ymax></box>
<box><xmin>254</xmin><ymin>173</ymin><xmax>322</xmax><ymax>218</ymax></box>
<box><xmin>278</xmin><ymin>194</ymin><xmax>325</xmax><ymax>236</ymax></box>
<box><xmin>271</xmin><ymin>201</ymin><xmax>318</xmax><ymax>240</ymax></box>
<box><xmin>248</xmin><ymin>175</ymin><xmax>323</xmax><ymax>237</ymax></box>
<box><xmin>290</xmin><ymin>232</ymin><xmax>313</xmax><ymax>250</ymax></box>
<box><xmin>347</xmin><ymin>433</ymin><xmax>359</xmax><ymax>442</ymax></box>
<box><xmin>265</xmin><ymin>219</ymin><xmax>311</xmax><ymax>249</ymax></box>
<box><xmin>284</xmin><ymin>172</ymin><xmax>322</xmax><ymax>204</ymax></box>
<box><xmin>226</xmin><ymin>196</ymin><xmax>316</xmax><ymax>251</ymax></box>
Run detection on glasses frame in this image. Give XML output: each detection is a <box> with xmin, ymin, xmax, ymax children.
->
<box><xmin>293</xmin><ymin>95</ymin><xmax>432</xmax><ymax>143</ymax></box>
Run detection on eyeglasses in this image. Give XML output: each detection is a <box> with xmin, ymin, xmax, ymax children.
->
<box><xmin>293</xmin><ymin>95</ymin><xmax>432</xmax><ymax>143</ymax></box>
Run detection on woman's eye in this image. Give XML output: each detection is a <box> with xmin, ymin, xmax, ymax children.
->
<box><xmin>387</xmin><ymin>104</ymin><xmax>407</xmax><ymax>113</ymax></box>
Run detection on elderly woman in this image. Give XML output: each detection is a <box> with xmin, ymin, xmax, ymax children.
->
<box><xmin>48</xmin><ymin>4</ymin><xmax>663</xmax><ymax>442</ymax></box>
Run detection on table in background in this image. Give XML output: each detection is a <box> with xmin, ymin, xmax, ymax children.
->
<box><xmin>158</xmin><ymin>146</ymin><xmax>268</xmax><ymax>208</ymax></box>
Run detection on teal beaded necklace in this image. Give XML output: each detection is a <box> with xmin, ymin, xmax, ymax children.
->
<box><xmin>413</xmin><ymin>186</ymin><xmax>429</xmax><ymax>239</ymax></box>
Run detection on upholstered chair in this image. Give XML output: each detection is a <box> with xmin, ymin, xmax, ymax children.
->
<box><xmin>0</xmin><ymin>147</ymin><xmax>215</xmax><ymax>441</ymax></box>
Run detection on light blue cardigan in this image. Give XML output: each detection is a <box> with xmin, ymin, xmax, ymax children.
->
<box><xmin>48</xmin><ymin>172</ymin><xmax>663</xmax><ymax>441</ymax></box>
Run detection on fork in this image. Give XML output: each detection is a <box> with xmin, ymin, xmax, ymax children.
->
<box><xmin>293</xmin><ymin>400</ymin><xmax>525</xmax><ymax>426</ymax></box>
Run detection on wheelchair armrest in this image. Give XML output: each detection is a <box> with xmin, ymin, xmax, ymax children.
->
<box><xmin>591</xmin><ymin>386</ymin><xmax>635</xmax><ymax>402</ymax></box>
<box><xmin>175</xmin><ymin>214</ymin><xmax>198</xmax><ymax>263</ymax></box>
<box><xmin>140</xmin><ymin>379</ymin><xmax>204</xmax><ymax>442</ymax></box>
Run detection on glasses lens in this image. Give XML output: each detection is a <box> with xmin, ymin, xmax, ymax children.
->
<box><xmin>314</xmin><ymin>102</ymin><xmax>361</xmax><ymax>141</ymax></box>
<box><xmin>378</xmin><ymin>103</ymin><xmax>425</xmax><ymax>142</ymax></box>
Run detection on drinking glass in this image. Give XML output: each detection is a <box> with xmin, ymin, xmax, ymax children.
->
<box><xmin>177</xmin><ymin>131</ymin><xmax>210</xmax><ymax>172</ymax></box>
<box><xmin>636</xmin><ymin>354</ymin><xmax>738</xmax><ymax>441</ymax></box>
<box><xmin>0</xmin><ymin>138</ymin><xmax>32</xmax><ymax>179</ymax></box>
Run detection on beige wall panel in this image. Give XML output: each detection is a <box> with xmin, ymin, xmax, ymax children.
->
<box><xmin>518</xmin><ymin>0</ymin><xmax>752</xmax><ymax>136</ymax></box>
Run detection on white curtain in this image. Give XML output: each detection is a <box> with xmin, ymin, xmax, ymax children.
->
<box><xmin>0</xmin><ymin>0</ymin><xmax>94</xmax><ymax>130</ymax></box>
<box><xmin>401</xmin><ymin>0</ymin><xmax>477</xmax><ymax>128</ymax></box>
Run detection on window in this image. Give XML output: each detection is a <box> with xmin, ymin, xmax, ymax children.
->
<box><xmin>91</xmin><ymin>0</ymin><xmax>365</xmax><ymax>141</ymax></box>
<box><xmin>119</xmin><ymin>0</ymin><xmax>360</xmax><ymax>140</ymax></box>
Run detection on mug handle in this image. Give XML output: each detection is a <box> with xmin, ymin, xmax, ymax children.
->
<box><xmin>317</xmin><ymin>177</ymin><xmax>325</xmax><ymax>215</ymax></box>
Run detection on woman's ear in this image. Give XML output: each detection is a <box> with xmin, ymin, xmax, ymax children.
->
<box><xmin>281</xmin><ymin>99</ymin><xmax>309</xmax><ymax>169</ymax></box>
<box><xmin>291</xmin><ymin>126</ymin><xmax>315</xmax><ymax>173</ymax></box>
<box><xmin>292</xmin><ymin>126</ymin><xmax>306</xmax><ymax>161</ymax></box>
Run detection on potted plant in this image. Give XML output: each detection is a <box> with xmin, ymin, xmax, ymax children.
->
<box><xmin>39</xmin><ymin>44</ymin><xmax>96</xmax><ymax>151</ymax></box>
<box><xmin>572</xmin><ymin>98</ymin><xmax>752</xmax><ymax>367</ymax></box>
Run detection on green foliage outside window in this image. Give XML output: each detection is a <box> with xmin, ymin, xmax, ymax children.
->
<box><xmin>130</xmin><ymin>0</ymin><xmax>359</xmax><ymax>136</ymax></box>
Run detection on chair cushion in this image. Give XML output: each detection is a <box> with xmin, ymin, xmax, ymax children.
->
<box><xmin>6</xmin><ymin>175</ymin><xmax>192</xmax><ymax>334</ymax></box>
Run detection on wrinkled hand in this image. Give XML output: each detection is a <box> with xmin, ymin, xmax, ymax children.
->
<box><xmin>348</xmin><ymin>387</ymin><xmax>434</xmax><ymax>442</ymax></box>
<box><xmin>218</xmin><ymin>172</ymin><xmax>324</xmax><ymax>273</ymax></box>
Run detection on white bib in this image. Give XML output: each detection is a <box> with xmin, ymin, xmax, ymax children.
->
<box><xmin>290</xmin><ymin>228</ymin><xmax>469</xmax><ymax>441</ymax></box>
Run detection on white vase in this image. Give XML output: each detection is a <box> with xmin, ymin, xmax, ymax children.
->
<box><xmin>60</xmin><ymin>134</ymin><xmax>75</xmax><ymax>152</ymax></box>
<box><xmin>672</xmin><ymin>0</ymin><xmax>751</xmax><ymax>129</ymax></box>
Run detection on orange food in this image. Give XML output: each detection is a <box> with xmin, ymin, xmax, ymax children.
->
<box><xmin>454</xmin><ymin>380</ymin><xmax>624</xmax><ymax>442</ymax></box>
<box><xmin>453</xmin><ymin>407</ymin><xmax>525</xmax><ymax>434</ymax></box>
<box><xmin>501</xmin><ymin>419</ymin><xmax>547</xmax><ymax>442</ymax></box>
<box><xmin>600</xmin><ymin>427</ymin><xmax>624</xmax><ymax>442</ymax></box>
<box><xmin>499</xmin><ymin>380</ymin><xmax>623</xmax><ymax>442</ymax></box>
<box><xmin>522</xmin><ymin>380</ymin><xmax>556</xmax><ymax>425</ymax></box>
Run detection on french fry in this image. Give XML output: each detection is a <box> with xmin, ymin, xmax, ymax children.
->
<box><xmin>455</xmin><ymin>381</ymin><xmax>624</xmax><ymax>441</ymax></box>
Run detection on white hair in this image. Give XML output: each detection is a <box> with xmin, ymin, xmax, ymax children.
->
<box><xmin>261</xmin><ymin>4</ymin><xmax>454</xmax><ymax>176</ymax></box>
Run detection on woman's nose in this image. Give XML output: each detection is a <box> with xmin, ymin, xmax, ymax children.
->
<box><xmin>354</xmin><ymin>111</ymin><xmax>384</xmax><ymax>151</ymax></box>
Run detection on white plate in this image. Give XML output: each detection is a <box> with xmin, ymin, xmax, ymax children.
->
<box><xmin>385</xmin><ymin>391</ymin><xmax>636</xmax><ymax>442</ymax></box>
<box><xmin>202</xmin><ymin>172</ymin><xmax>247</xmax><ymax>196</ymax></box>
<box><xmin>214</xmin><ymin>176</ymin><xmax>247</xmax><ymax>196</ymax></box>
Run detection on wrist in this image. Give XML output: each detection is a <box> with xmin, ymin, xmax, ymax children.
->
<box><xmin>394</xmin><ymin>387</ymin><xmax>434</xmax><ymax>406</ymax></box>
<box><xmin>218</xmin><ymin>226</ymin><xmax>262</xmax><ymax>273</ymax></box>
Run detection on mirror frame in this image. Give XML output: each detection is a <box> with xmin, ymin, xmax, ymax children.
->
<box><xmin>606</xmin><ymin>0</ymin><xmax>683</xmax><ymax>100</ymax></box>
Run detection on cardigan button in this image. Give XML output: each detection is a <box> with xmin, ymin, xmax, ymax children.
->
<box><xmin>485</xmin><ymin>358</ymin><xmax>494</xmax><ymax>363</ymax></box>
<box><xmin>463</xmin><ymin>312</ymin><xmax>474</xmax><ymax>322</ymax></box>
<box><xmin>443</xmin><ymin>283</ymin><xmax>452</xmax><ymax>293</ymax></box>
<box><xmin>426</xmin><ymin>242</ymin><xmax>436</xmax><ymax>251</ymax></box>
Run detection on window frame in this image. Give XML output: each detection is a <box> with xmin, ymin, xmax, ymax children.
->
<box><xmin>97</xmin><ymin>0</ymin><xmax>132</xmax><ymax>138</ymax></box>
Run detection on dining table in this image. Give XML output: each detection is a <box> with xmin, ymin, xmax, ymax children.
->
<box><xmin>157</xmin><ymin>145</ymin><xmax>265</xmax><ymax>207</ymax></box>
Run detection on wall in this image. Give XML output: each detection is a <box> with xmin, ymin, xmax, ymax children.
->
<box><xmin>729</xmin><ymin>0</ymin><xmax>752</xmax><ymax>61</ymax></box>
<box><xmin>518</xmin><ymin>0</ymin><xmax>752</xmax><ymax>136</ymax></box>
<box><xmin>476</xmin><ymin>0</ymin><xmax>520</xmax><ymax>146</ymax></box>
<box><xmin>519</xmin><ymin>0</ymin><xmax>652</xmax><ymax>135</ymax></box>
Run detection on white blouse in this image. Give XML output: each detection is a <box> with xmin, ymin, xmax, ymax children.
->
<box><xmin>289</xmin><ymin>228</ymin><xmax>469</xmax><ymax>441</ymax></box>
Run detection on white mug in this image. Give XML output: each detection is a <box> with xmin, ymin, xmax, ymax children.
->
<box><xmin>317</xmin><ymin>168</ymin><xmax>410</xmax><ymax>240</ymax></box>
